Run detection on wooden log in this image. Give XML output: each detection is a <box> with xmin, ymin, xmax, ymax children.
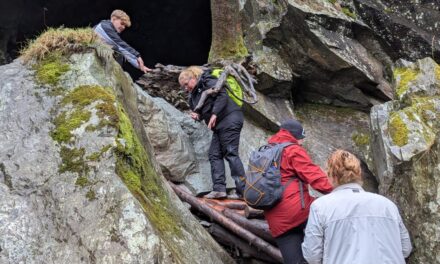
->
<box><xmin>245</xmin><ymin>206</ymin><xmax>265</xmax><ymax>219</ymax></box>
<box><xmin>170</xmin><ymin>182</ymin><xmax>283</xmax><ymax>263</ymax></box>
<box><xmin>223</xmin><ymin>208</ymin><xmax>275</xmax><ymax>244</ymax></box>
<box><xmin>208</xmin><ymin>223</ymin><xmax>280</xmax><ymax>263</ymax></box>
<box><xmin>204</xmin><ymin>198</ymin><xmax>247</xmax><ymax>210</ymax></box>
<box><xmin>208</xmin><ymin>203</ymin><xmax>245</xmax><ymax>217</ymax></box>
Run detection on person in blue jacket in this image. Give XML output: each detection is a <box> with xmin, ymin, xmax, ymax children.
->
<box><xmin>94</xmin><ymin>9</ymin><xmax>151</xmax><ymax>73</ymax></box>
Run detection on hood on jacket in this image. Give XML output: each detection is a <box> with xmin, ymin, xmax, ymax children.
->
<box><xmin>268</xmin><ymin>129</ymin><xmax>299</xmax><ymax>144</ymax></box>
<box><xmin>192</xmin><ymin>69</ymin><xmax>217</xmax><ymax>95</ymax></box>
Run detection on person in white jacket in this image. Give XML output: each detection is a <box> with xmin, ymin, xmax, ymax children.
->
<box><xmin>302</xmin><ymin>149</ymin><xmax>412</xmax><ymax>264</ymax></box>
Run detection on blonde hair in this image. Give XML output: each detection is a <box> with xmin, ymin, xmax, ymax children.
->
<box><xmin>179</xmin><ymin>66</ymin><xmax>204</xmax><ymax>83</ymax></box>
<box><xmin>326</xmin><ymin>150</ymin><xmax>362</xmax><ymax>186</ymax></box>
<box><xmin>111</xmin><ymin>9</ymin><xmax>131</xmax><ymax>27</ymax></box>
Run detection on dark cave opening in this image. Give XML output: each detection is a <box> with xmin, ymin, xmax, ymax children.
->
<box><xmin>0</xmin><ymin>0</ymin><xmax>212</xmax><ymax>78</ymax></box>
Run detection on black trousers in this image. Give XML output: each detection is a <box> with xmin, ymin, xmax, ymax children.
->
<box><xmin>275</xmin><ymin>222</ymin><xmax>308</xmax><ymax>264</ymax></box>
<box><xmin>208</xmin><ymin>111</ymin><xmax>245</xmax><ymax>193</ymax></box>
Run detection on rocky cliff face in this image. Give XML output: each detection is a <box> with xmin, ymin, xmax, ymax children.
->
<box><xmin>241</xmin><ymin>0</ymin><xmax>440</xmax><ymax>111</ymax></box>
<box><xmin>0</xmin><ymin>52</ymin><xmax>233</xmax><ymax>264</ymax></box>
<box><xmin>1</xmin><ymin>0</ymin><xmax>440</xmax><ymax>263</ymax></box>
<box><xmin>370</xmin><ymin>58</ymin><xmax>440</xmax><ymax>264</ymax></box>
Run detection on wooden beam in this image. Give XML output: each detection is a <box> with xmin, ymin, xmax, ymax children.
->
<box><xmin>170</xmin><ymin>182</ymin><xmax>283</xmax><ymax>263</ymax></box>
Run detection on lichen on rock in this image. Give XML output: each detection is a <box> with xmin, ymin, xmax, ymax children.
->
<box><xmin>388</xmin><ymin>112</ymin><xmax>409</xmax><ymax>147</ymax></box>
<box><xmin>393</xmin><ymin>67</ymin><xmax>419</xmax><ymax>98</ymax></box>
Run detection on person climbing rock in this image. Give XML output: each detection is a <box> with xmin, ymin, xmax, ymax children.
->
<box><xmin>179</xmin><ymin>66</ymin><xmax>245</xmax><ymax>200</ymax></box>
<box><xmin>94</xmin><ymin>9</ymin><xmax>151</xmax><ymax>73</ymax></box>
<box><xmin>264</xmin><ymin>120</ymin><xmax>333</xmax><ymax>264</ymax></box>
<box><xmin>302</xmin><ymin>149</ymin><xmax>412</xmax><ymax>264</ymax></box>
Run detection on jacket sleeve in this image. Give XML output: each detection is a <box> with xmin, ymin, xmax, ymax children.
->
<box><xmin>398</xmin><ymin>215</ymin><xmax>412</xmax><ymax>258</ymax></box>
<box><xmin>302</xmin><ymin>203</ymin><xmax>324</xmax><ymax>264</ymax></box>
<box><xmin>95</xmin><ymin>22</ymin><xmax>141</xmax><ymax>68</ymax></box>
<box><xmin>289</xmin><ymin>147</ymin><xmax>333</xmax><ymax>194</ymax></box>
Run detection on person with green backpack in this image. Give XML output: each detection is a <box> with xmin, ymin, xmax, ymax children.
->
<box><xmin>178</xmin><ymin>66</ymin><xmax>245</xmax><ymax>199</ymax></box>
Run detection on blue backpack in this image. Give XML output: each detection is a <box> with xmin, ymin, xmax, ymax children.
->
<box><xmin>242</xmin><ymin>142</ymin><xmax>304</xmax><ymax>210</ymax></box>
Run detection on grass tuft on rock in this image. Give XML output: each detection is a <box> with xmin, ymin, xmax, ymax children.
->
<box><xmin>21</xmin><ymin>27</ymin><xmax>99</xmax><ymax>63</ymax></box>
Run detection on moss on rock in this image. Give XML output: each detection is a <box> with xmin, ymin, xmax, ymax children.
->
<box><xmin>51</xmin><ymin>110</ymin><xmax>91</xmax><ymax>143</ymax></box>
<box><xmin>86</xmin><ymin>145</ymin><xmax>112</xmax><ymax>162</ymax></box>
<box><xmin>75</xmin><ymin>176</ymin><xmax>89</xmax><ymax>187</ymax></box>
<box><xmin>51</xmin><ymin>85</ymin><xmax>118</xmax><ymax>143</ymax></box>
<box><xmin>59</xmin><ymin>146</ymin><xmax>88</xmax><ymax>175</ymax></box>
<box><xmin>394</xmin><ymin>67</ymin><xmax>419</xmax><ymax>98</ymax></box>
<box><xmin>86</xmin><ymin>189</ymin><xmax>97</xmax><ymax>201</ymax></box>
<box><xmin>34</xmin><ymin>53</ymin><xmax>70</xmax><ymax>86</ymax></box>
<box><xmin>388</xmin><ymin>113</ymin><xmax>409</xmax><ymax>147</ymax></box>
<box><xmin>209</xmin><ymin>35</ymin><xmax>248</xmax><ymax>63</ymax></box>
<box><xmin>435</xmin><ymin>64</ymin><xmax>440</xmax><ymax>81</ymax></box>
<box><xmin>342</xmin><ymin>7</ymin><xmax>357</xmax><ymax>19</ymax></box>
<box><xmin>115</xmin><ymin>105</ymin><xmax>182</xmax><ymax>237</ymax></box>
<box><xmin>352</xmin><ymin>132</ymin><xmax>370</xmax><ymax>147</ymax></box>
<box><xmin>62</xmin><ymin>85</ymin><xmax>119</xmax><ymax>129</ymax></box>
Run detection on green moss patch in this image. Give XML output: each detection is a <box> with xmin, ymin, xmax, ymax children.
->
<box><xmin>75</xmin><ymin>176</ymin><xmax>90</xmax><ymax>187</ymax></box>
<box><xmin>115</xmin><ymin>105</ymin><xmax>182</xmax><ymax>237</ymax></box>
<box><xmin>388</xmin><ymin>113</ymin><xmax>409</xmax><ymax>147</ymax></box>
<box><xmin>342</xmin><ymin>7</ymin><xmax>357</xmax><ymax>19</ymax></box>
<box><xmin>209</xmin><ymin>35</ymin><xmax>248</xmax><ymax>62</ymax></box>
<box><xmin>34</xmin><ymin>53</ymin><xmax>70</xmax><ymax>86</ymax></box>
<box><xmin>86</xmin><ymin>189</ymin><xmax>97</xmax><ymax>201</ymax></box>
<box><xmin>352</xmin><ymin>132</ymin><xmax>370</xmax><ymax>147</ymax></box>
<box><xmin>63</xmin><ymin>85</ymin><xmax>119</xmax><ymax>129</ymax></box>
<box><xmin>59</xmin><ymin>146</ymin><xmax>88</xmax><ymax>175</ymax></box>
<box><xmin>51</xmin><ymin>85</ymin><xmax>118</xmax><ymax>143</ymax></box>
<box><xmin>51</xmin><ymin>110</ymin><xmax>91</xmax><ymax>143</ymax></box>
<box><xmin>435</xmin><ymin>64</ymin><xmax>440</xmax><ymax>81</ymax></box>
<box><xmin>394</xmin><ymin>67</ymin><xmax>420</xmax><ymax>98</ymax></box>
<box><xmin>86</xmin><ymin>145</ymin><xmax>112</xmax><ymax>162</ymax></box>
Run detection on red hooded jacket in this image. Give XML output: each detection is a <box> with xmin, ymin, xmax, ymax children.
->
<box><xmin>264</xmin><ymin>129</ymin><xmax>333</xmax><ymax>237</ymax></box>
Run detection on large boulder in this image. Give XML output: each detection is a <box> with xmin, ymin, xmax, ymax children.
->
<box><xmin>241</xmin><ymin>0</ymin><xmax>392</xmax><ymax>110</ymax></box>
<box><xmin>0</xmin><ymin>51</ymin><xmax>233</xmax><ymax>264</ymax></box>
<box><xmin>354</xmin><ymin>0</ymin><xmax>440</xmax><ymax>62</ymax></box>
<box><xmin>136</xmin><ymin>87</ymin><xmax>273</xmax><ymax>194</ymax></box>
<box><xmin>370</xmin><ymin>57</ymin><xmax>440</xmax><ymax>264</ymax></box>
<box><xmin>295</xmin><ymin>103</ymin><xmax>378</xmax><ymax>192</ymax></box>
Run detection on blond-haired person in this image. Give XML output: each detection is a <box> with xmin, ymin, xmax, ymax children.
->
<box><xmin>179</xmin><ymin>66</ymin><xmax>245</xmax><ymax>199</ymax></box>
<box><xmin>302</xmin><ymin>150</ymin><xmax>412</xmax><ymax>264</ymax></box>
<box><xmin>94</xmin><ymin>10</ymin><xmax>151</xmax><ymax>73</ymax></box>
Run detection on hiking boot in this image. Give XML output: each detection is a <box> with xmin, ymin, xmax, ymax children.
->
<box><xmin>203</xmin><ymin>191</ymin><xmax>227</xmax><ymax>199</ymax></box>
<box><xmin>227</xmin><ymin>193</ymin><xmax>243</xmax><ymax>200</ymax></box>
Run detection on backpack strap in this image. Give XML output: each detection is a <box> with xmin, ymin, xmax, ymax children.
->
<box><xmin>279</xmin><ymin>142</ymin><xmax>306</xmax><ymax>209</ymax></box>
<box><xmin>282</xmin><ymin>177</ymin><xmax>305</xmax><ymax>209</ymax></box>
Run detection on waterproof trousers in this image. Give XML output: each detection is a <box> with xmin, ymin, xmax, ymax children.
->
<box><xmin>208</xmin><ymin>110</ymin><xmax>245</xmax><ymax>193</ymax></box>
<box><xmin>275</xmin><ymin>222</ymin><xmax>307</xmax><ymax>264</ymax></box>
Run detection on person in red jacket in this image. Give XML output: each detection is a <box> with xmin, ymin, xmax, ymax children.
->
<box><xmin>264</xmin><ymin>119</ymin><xmax>333</xmax><ymax>264</ymax></box>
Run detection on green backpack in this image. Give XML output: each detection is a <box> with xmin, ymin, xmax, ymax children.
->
<box><xmin>211</xmin><ymin>68</ymin><xmax>243</xmax><ymax>107</ymax></box>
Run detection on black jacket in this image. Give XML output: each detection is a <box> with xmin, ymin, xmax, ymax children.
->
<box><xmin>189</xmin><ymin>70</ymin><xmax>241</xmax><ymax>125</ymax></box>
